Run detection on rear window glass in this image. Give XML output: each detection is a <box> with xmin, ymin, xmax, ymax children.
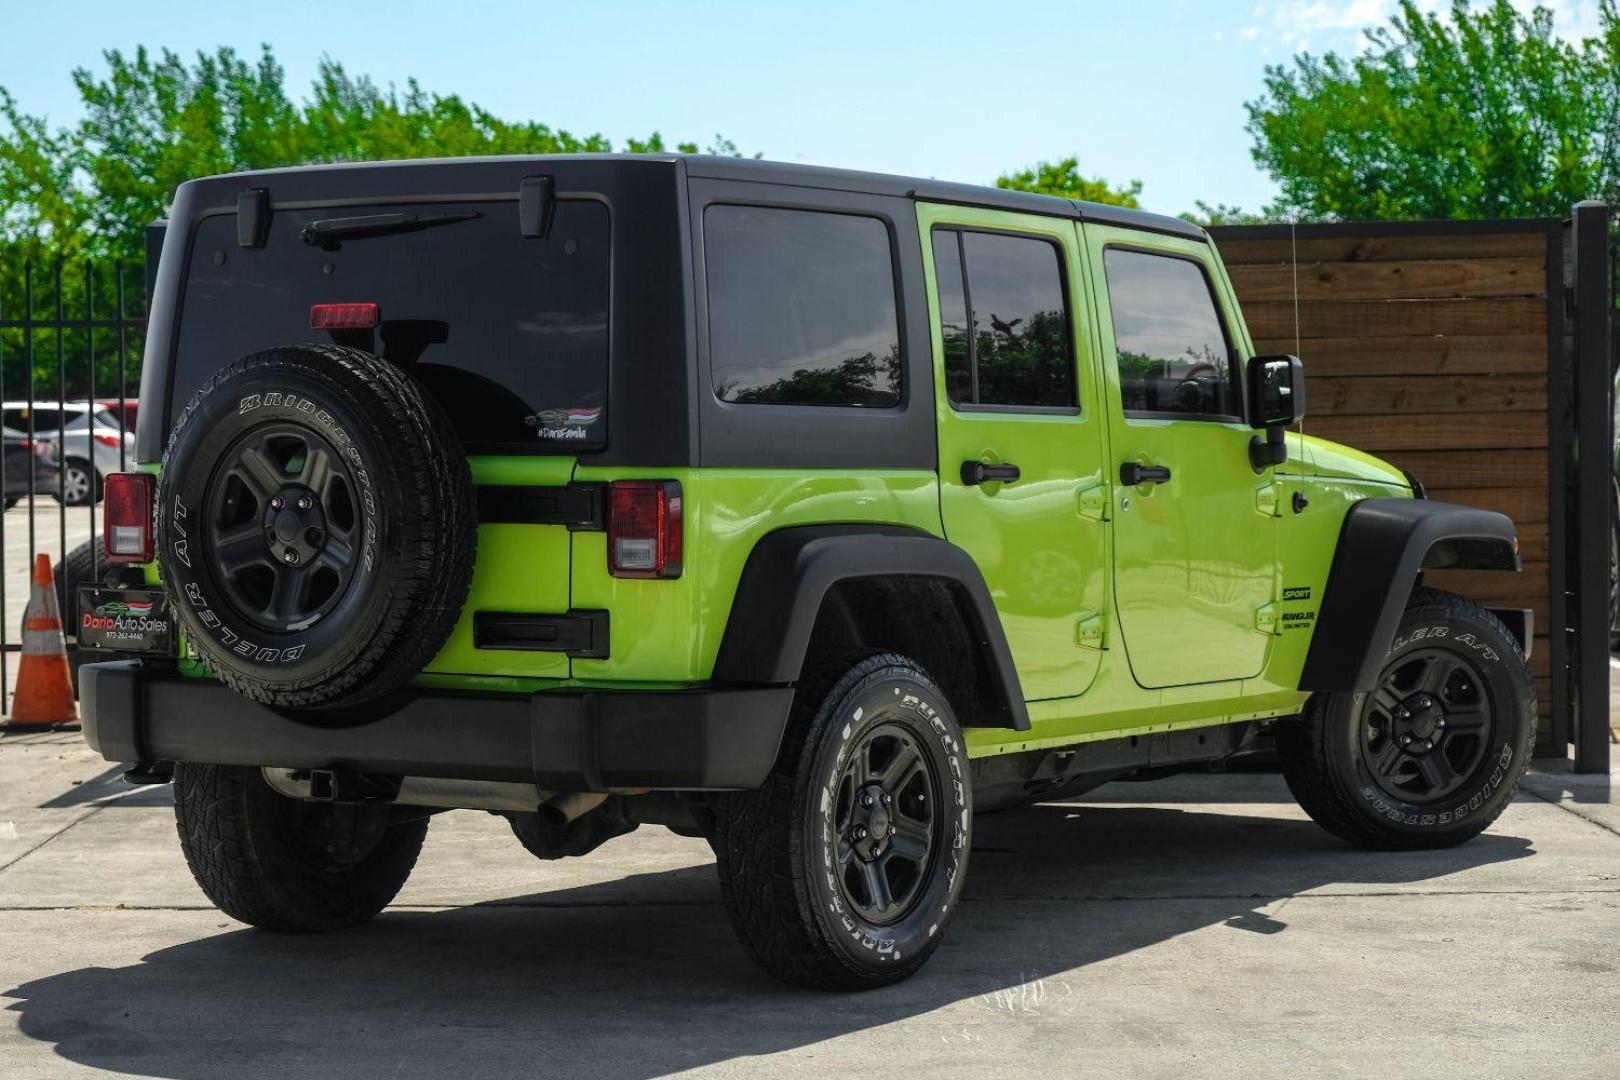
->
<box><xmin>175</xmin><ymin>200</ymin><xmax>610</xmax><ymax>452</ymax></box>
<box><xmin>705</xmin><ymin>205</ymin><xmax>901</xmax><ymax>408</ymax></box>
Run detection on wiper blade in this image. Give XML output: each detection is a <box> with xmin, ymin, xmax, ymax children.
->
<box><xmin>300</xmin><ymin>210</ymin><xmax>481</xmax><ymax>247</ymax></box>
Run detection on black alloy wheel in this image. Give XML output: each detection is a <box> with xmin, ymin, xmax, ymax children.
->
<box><xmin>1277</xmin><ymin>587</ymin><xmax>1535</xmax><ymax>851</ymax></box>
<box><xmin>829</xmin><ymin>723</ymin><xmax>939</xmax><ymax>926</ymax></box>
<box><xmin>1359</xmin><ymin>648</ymin><xmax>1495</xmax><ymax>806</ymax></box>
<box><xmin>205</xmin><ymin>423</ymin><xmax>361</xmax><ymax>631</ymax></box>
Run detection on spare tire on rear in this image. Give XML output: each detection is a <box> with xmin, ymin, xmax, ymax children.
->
<box><xmin>157</xmin><ymin>344</ymin><xmax>476</xmax><ymax>709</ymax></box>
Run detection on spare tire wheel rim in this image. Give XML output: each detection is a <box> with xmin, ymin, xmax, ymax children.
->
<box><xmin>203</xmin><ymin>422</ymin><xmax>362</xmax><ymax>633</ymax></box>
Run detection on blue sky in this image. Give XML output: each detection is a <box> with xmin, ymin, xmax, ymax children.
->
<box><xmin>0</xmin><ymin>0</ymin><xmax>1606</xmax><ymax>217</ymax></box>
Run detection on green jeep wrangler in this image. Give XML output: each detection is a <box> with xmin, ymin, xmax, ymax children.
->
<box><xmin>78</xmin><ymin>155</ymin><xmax>1535</xmax><ymax>990</ymax></box>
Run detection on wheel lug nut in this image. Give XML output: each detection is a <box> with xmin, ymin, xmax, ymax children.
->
<box><xmin>888</xmin><ymin>824</ymin><xmax>897</xmax><ymax>836</ymax></box>
<box><xmin>283</xmin><ymin>550</ymin><xmax>299</xmax><ymax>564</ymax></box>
<box><xmin>860</xmin><ymin>794</ymin><xmax>873</xmax><ymax>808</ymax></box>
<box><xmin>880</xmin><ymin>793</ymin><xmax>891</xmax><ymax>806</ymax></box>
<box><xmin>1399</xmin><ymin>735</ymin><xmax>1412</xmax><ymax>746</ymax></box>
<box><xmin>297</xmin><ymin>496</ymin><xmax>312</xmax><ymax>510</ymax></box>
<box><xmin>270</xmin><ymin>497</ymin><xmax>284</xmax><ymax>510</ymax></box>
<box><xmin>852</xmin><ymin>826</ymin><xmax>866</xmax><ymax>840</ymax></box>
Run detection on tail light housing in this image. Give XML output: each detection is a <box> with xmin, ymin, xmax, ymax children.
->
<box><xmin>93</xmin><ymin>431</ymin><xmax>121</xmax><ymax>449</ymax></box>
<box><xmin>104</xmin><ymin>472</ymin><xmax>154</xmax><ymax>563</ymax></box>
<box><xmin>607</xmin><ymin>480</ymin><xmax>682</xmax><ymax>579</ymax></box>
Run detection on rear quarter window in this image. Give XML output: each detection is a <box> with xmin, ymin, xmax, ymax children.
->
<box><xmin>704</xmin><ymin>205</ymin><xmax>902</xmax><ymax>408</ymax></box>
<box><xmin>174</xmin><ymin>200</ymin><xmax>610</xmax><ymax>453</ymax></box>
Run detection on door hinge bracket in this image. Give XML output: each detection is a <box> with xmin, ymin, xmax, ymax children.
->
<box><xmin>1076</xmin><ymin>613</ymin><xmax>1107</xmax><ymax>650</ymax></box>
<box><xmin>1077</xmin><ymin>483</ymin><xmax>1109</xmax><ymax>522</ymax></box>
<box><xmin>1254</xmin><ymin>601</ymin><xmax>1280</xmax><ymax>636</ymax></box>
<box><xmin>1255</xmin><ymin>480</ymin><xmax>1282</xmax><ymax>518</ymax></box>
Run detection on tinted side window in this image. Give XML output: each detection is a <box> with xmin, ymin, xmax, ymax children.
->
<box><xmin>932</xmin><ymin>228</ymin><xmax>1076</xmax><ymax>410</ymax></box>
<box><xmin>1102</xmin><ymin>248</ymin><xmax>1238</xmax><ymax>419</ymax></box>
<box><xmin>706</xmin><ymin>205</ymin><xmax>901</xmax><ymax>408</ymax></box>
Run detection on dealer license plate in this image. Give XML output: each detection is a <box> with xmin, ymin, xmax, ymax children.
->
<box><xmin>76</xmin><ymin>585</ymin><xmax>176</xmax><ymax>654</ymax></box>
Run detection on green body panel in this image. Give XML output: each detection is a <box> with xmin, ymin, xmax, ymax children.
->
<box><xmin>1283</xmin><ymin>433</ymin><xmax>1410</xmax><ymax>488</ymax></box>
<box><xmin>918</xmin><ymin>203</ymin><xmax>1109</xmax><ymax>702</ymax></box>
<box><xmin>569</xmin><ymin>468</ymin><xmax>942</xmax><ymax>683</ymax></box>
<box><xmin>422</xmin><ymin>456</ymin><xmax>576</xmax><ymax>680</ymax></box>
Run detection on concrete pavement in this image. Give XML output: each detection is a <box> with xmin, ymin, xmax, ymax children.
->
<box><xmin>1</xmin><ymin>726</ymin><xmax>1617</xmax><ymax>1080</ymax></box>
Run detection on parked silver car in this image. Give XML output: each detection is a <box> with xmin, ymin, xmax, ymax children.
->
<box><xmin>0</xmin><ymin>401</ymin><xmax>136</xmax><ymax>506</ymax></box>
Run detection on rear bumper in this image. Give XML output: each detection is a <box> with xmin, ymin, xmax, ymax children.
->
<box><xmin>80</xmin><ymin>661</ymin><xmax>792</xmax><ymax>791</ymax></box>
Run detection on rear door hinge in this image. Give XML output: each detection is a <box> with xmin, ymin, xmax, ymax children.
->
<box><xmin>1077</xmin><ymin>482</ymin><xmax>1109</xmax><ymax>522</ymax></box>
<box><xmin>1076</xmin><ymin>613</ymin><xmax>1107</xmax><ymax>650</ymax></box>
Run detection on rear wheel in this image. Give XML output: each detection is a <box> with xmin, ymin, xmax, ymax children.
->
<box><xmin>1279</xmin><ymin>588</ymin><xmax>1535</xmax><ymax>850</ymax></box>
<box><xmin>710</xmin><ymin>653</ymin><xmax>970</xmax><ymax>990</ymax></box>
<box><xmin>174</xmin><ymin>763</ymin><xmax>427</xmax><ymax>931</ymax></box>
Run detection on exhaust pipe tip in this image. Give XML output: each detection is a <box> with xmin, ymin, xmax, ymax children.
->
<box><xmin>539</xmin><ymin>791</ymin><xmax>609</xmax><ymax>826</ymax></box>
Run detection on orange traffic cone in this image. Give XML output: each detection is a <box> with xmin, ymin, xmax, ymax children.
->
<box><xmin>5</xmin><ymin>554</ymin><xmax>78</xmax><ymax>728</ymax></box>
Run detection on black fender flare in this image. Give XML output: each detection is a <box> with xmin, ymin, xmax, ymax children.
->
<box><xmin>1300</xmin><ymin>498</ymin><xmax>1520</xmax><ymax>692</ymax></box>
<box><xmin>712</xmin><ymin>524</ymin><xmax>1030</xmax><ymax>730</ymax></box>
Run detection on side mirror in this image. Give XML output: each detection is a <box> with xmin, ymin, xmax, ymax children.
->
<box><xmin>1246</xmin><ymin>354</ymin><xmax>1306</xmax><ymax>429</ymax></box>
<box><xmin>1245</xmin><ymin>354</ymin><xmax>1305</xmax><ymax>472</ymax></box>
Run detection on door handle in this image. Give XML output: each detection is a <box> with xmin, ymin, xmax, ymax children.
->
<box><xmin>1119</xmin><ymin>462</ymin><xmax>1172</xmax><ymax>486</ymax></box>
<box><xmin>961</xmin><ymin>460</ymin><xmax>1021</xmax><ymax>486</ymax></box>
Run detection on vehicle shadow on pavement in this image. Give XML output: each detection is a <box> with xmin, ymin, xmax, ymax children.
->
<box><xmin>5</xmin><ymin>801</ymin><xmax>1533</xmax><ymax>1080</ymax></box>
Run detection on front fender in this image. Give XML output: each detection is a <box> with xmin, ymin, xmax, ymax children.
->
<box><xmin>1301</xmin><ymin>498</ymin><xmax>1520</xmax><ymax>692</ymax></box>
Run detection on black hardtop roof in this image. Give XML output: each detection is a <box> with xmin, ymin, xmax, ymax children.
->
<box><xmin>184</xmin><ymin>153</ymin><xmax>1205</xmax><ymax>241</ymax></box>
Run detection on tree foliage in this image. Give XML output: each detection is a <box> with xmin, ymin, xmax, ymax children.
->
<box><xmin>1246</xmin><ymin>0</ymin><xmax>1620</xmax><ymax>220</ymax></box>
<box><xmin>995</xmin><ymin>157</ymin><xmax>1143</xmax><ymax>207</ymax></box>
<box><xmin>0</xmin><ymin>45</ymin><xmax>743</xmax><ymax>261</ymax></box>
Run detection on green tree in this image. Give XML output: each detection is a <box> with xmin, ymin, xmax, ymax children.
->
<box><xmin>1</xmin><ymin>45</ymin><xmax>746</xmax><ymax>261</ymax></box>
<box><xmin>0</xmin><ymin>45</ymin><xmax>746</xmax><ymax>394</ymax></box>
<box><xmin>995</xmin><ymin>157</ymin><xmax>1143</xmax><ymax>207</ymax></box>
<box><xmin>1246</xmin><ymin>0</ymin><xmax>1620</xmax><ymax>220</ymax></box>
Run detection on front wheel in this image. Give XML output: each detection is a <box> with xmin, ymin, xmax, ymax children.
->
<box><xmin>710</xmin><ymin>653</ymin><xmax>970</xmax><ymax>990</ymax></box>
<box><xmin>1278</xmin><ymin>587</ymin><xmax>1535</xmax><ymax>850</ymax></box>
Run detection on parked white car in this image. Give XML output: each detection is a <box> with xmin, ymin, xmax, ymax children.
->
<box><xmin>0</xmin><ymin>401</ymin><xmax>136</xmax><ymax>506</ymax></box>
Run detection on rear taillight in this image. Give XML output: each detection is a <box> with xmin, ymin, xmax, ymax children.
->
<box><xmin>93</xmin><ymin>432</ymin><xmax>120</xmax><ymax>449</ymax></box>
<box><xmin>104</xmin><ymin>472</ymin><xmax>154</xmax><ymax>563</ymax></box>
<box><xmin>310</xmin><ymin>302</ymin><xmax>380</xmax><ymax>329</ymax></box>
<box><xmin>607</xmin><ymin>480</ymin><xmax>682</xmax><ymax>579</ymax></box>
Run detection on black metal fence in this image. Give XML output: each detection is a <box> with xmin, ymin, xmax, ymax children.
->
<box><xmin>0</xmin><ymin>256</ymin><xmax>148</xmax><ymax>706</ymax></box>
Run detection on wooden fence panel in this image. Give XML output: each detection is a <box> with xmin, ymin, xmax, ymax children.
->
<box><xmin>1211</xmin><ymin>221</ymin><xmax>1559</xmax><ymax>729</ymax></box>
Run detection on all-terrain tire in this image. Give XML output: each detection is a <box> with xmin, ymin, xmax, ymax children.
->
<box><xmin>1278</xmin><ymin>587</ymin><xmax>1536</xmax><ymax>850</ymax></box>
<box><xmin>174</xmin><ymin>763</ymin><xmax>427</xmax><ymax>931</ymax></box>
<box><xmin>710</xmin><ymin>652</ymin><xmax>970</xmax><ymax>991</ymax></box>
<box><xmin>156</xmin><ymin>344</ymin><xmax>476</xmax><ymax>708</ymax></box>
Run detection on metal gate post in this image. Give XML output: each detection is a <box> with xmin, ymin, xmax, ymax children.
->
<box><xmin>1570</xmin><ymin>201</ymin><xmax>1613</xmax><ymax>773</ymax></box>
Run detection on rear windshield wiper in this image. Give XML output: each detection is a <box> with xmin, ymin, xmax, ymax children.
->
<box><xmin>300</xmin><ymin>210</ymin><xmax>481</xmax><ymax>248</ymax></box>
